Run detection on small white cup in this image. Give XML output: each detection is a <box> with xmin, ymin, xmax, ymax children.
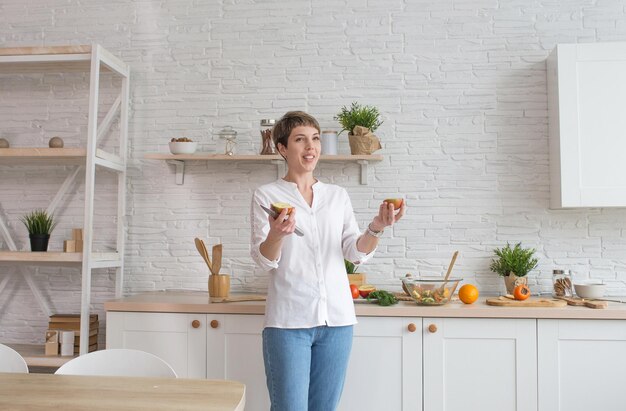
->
<box><xmin>321</xmin><ymin>131</ymin><xmax>338</xmax><ymax>155</ymax></box>
<box><xmin>60</xmin><ymin>330</ymin><xmax>75</xmax><ymax>356</ymax></box>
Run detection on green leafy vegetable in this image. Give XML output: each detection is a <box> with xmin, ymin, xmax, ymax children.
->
<box><xmin>367</xmin><ymin>290</ymin><xmax>398</xmax><ymax>306</ymax></box>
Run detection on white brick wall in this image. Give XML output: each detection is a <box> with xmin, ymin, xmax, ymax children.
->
<box><xmin>2</xmin><ymin>0</ymin><xmax>626</xmax><ymax>344</ymax></box>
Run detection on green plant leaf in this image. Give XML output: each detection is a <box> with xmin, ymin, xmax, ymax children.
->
<box><xmin>334</xmin><ymin>101</ymin><xmax>383</xmax><ymax>136</ymax></box>
<box><xmin>489</xmin><ymin>242</ymin><xmax>539</xmax><ymax>277</ymax></box>
<box><xmin>345</xmin><ymin>259</ymin><xmax>358</xmax><ymax>274</ymax></box>
<box><xmin>20</xmin><ymin>209</ymin><xmax>57</xmax><ymax>235</ymax></box>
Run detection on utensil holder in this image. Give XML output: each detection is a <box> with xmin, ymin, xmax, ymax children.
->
<box><xmin>209</xmin><ymin>274</ymin><xmax>230</xmax><ymax>298</ymax></box>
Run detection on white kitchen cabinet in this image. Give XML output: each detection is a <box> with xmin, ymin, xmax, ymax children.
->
<box><xmin>106</xmin><ymin>312</ymin><xmax>206</xmax><ymax>378</ymax></box>
<box><xmin>547</xmin><ymin>42</ymin><xmax>626</xmax><ymax>208</ymax></box>
<box><xmin>423</xmin><ymin>318</ymin><xmax>537</xmax><ymax>411</ymax></box>
<box><xmin>338</xmin><ymin>317</ymin><xmax>422</xmax><ymax>411</ymax></box>
<box><xmin>538</xmin><ymin>319</ymin><xmax>626</xmax><ymax>411</ymax></box>
<box><xmin>205</xmin><ymin>314</ymin><xmax>269</xmax><ymax>411</ymax></box>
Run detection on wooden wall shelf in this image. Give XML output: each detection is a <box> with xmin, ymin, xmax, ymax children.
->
<box><xmin>143</xmin><ymin>153</ymin><xmax>384</xmax><ymax>185</ymax></box>
<box><xmin>0</xmin><ymin>251</ymin><xmax>122</xmax><ymax>268</ymax></box>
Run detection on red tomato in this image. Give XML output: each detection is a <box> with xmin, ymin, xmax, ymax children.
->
<box><xmin>350</xmin><ymin>284</ymin><xmax>360</xmax><ymax>299</ymax></box>
<box><xmin>513</xmin><ymin>284</ymin><xmax>531</xmax><ymax>301</ymax></box>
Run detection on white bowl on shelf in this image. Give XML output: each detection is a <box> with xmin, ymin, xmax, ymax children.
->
<box><xmin>169</xmin><ymin>141</ymin><xmax>197</xmax><ymax>154</ymax></box>
<box><xmin>574</xmin><ymin>282</ymin><xmax>606</xmax><ymax>299</ymax></box>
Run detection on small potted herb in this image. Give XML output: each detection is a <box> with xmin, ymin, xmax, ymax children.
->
<box><xmin>21</xmin><ymin>209</ymin><xmax>57</xmax><ymax>252</ymax></box>
<box><xmin>345</xmin><ymin>259</ymin><xmax>365</xmax><ymax>287</ymax></box>
<box><xmin>334</xmin><ymin>102</ymin><xmax>383</xmax><ymax>155</ymax></box>
<box><xmin>489</xmin><ymin>242</ymin><xmax>539</xmax><ymax>294</ymax></box>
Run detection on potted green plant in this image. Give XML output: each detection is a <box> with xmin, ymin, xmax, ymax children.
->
<box><xmin>489</xmin><ymin>242</ymin><xmax>539</xmax><ymax>294</ymax></box>
<box><xmin>21</xmin><ymin>209</ymin><xmax>57</xmax><ymax>252</ymax></box>
<box><xmin>345</xmin><ymin>259</ymin><xmax>366</xmax><ymax>286</ymax></box>
<box><xmin>334</xmin><ymin>102</ymin><xmax>383</xmax><ymax>155</ymax></box>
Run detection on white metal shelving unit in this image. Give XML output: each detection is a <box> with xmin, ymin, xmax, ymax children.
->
<box><xmin>0</xmin><ymin>44</ymin><xmax>129</xmax><ymax>360</ymax></box>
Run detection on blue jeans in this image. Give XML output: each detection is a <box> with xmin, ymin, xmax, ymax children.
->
<box><xmin>262</xmin><ymin>325</ymin><xmax>353</xmax><ymax>411</ymax></box>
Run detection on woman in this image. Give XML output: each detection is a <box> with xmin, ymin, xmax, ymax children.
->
<box><xmin>250</xmin><ymin>111</ymin><xmax>405</xmax><ymax>411</ymax></box>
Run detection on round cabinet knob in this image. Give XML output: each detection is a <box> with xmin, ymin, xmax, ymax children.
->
<box><xmin>210</xmin><ymin>320</ymin><xmax>219</xmax><ymax>329</ymax></box>
<box><xmin>191</xmin><ymin>320</ymin><xmax>201</xmax><ymax>329</ymax></box>
<box><xmin>428</xmin><ymin>324</ymin><xmax>438</xmax><ymax>333</ymax></box>
<box><xmin>407</xmin><ymin>323</ymin><xmax>417</xmax><ymax>333</ymax></box>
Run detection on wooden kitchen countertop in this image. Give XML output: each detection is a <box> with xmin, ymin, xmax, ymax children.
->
<box><xmin>0</xmin><ymin>372</ymin><xmax>245</xmax><ymax>411</ymax></box>
<box><xmin>105</xmin><ymin>290</ymin><xmax>626</xmax><ymax>320</ymax></box>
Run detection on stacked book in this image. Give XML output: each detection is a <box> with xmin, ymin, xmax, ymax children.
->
<box><xmin>48</xmin><ymin>314</ymin><xmax>98</xmax><ymax>354</ymax></box>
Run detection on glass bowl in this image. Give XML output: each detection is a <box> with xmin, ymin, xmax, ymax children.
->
<box><xmin>401</xmin><ymin>277</ymin><xmax>462</xmax><ymax>306</ymax></box>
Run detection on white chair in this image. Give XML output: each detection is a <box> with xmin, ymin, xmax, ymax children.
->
<box><xmin>55</xmin><ymin>349</ymin><xmax>177</xmax><ymax>378</ymax></box>
<box><xmin>0</xmin><ymin>343</ymin><xmax>29</xmax><ymax>373</ymax></box>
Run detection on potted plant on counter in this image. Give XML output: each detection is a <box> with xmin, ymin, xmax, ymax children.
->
<box><xmin>345</xmin><ymin>259</ymin><xmax>366</xmax><ymax>286</ymax></box>
<box><xmin>489</xmin><ymin>242</ymin><xmax>539</xmax><ymax>294</ymax></box>
<box><xmin>21</xmin><ymin>209</ymin><xmax>57</xmax><ymax>252</ymax></box>
<box><xmin>334</xmin><ymin>102</ymin><xmax>383</xmax><ymax>155</ymax></box>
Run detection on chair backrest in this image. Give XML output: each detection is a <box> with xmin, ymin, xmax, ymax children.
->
<box><xmin>55</xmin><ymin>349</ymin><xmax>177</xmax><ymax>378</ymax></box>
<box><xmin>0</xmin><ymin>343</ymin><xmax>29</xmax><ymax>373</ymax></box>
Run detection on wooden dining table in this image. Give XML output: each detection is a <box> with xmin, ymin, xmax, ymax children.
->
<box><xmin>0</xmin><ymin>372</ymin><xmax>246</xmax><ymax>411</ymax></box>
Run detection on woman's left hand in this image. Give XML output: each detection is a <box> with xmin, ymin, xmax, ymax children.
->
<box><xmin>370</xmin><ymin>200</ymin><xmax>406</xmax><ymax>232</ymax></box>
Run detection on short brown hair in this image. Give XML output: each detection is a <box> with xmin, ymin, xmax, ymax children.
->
<box><xmin>272</xmin><ymin>111</ymin><xmax>321</xmax><ymax>150</ymax></box>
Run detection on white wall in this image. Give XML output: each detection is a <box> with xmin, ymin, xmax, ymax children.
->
<box><xmin>2</xmin><ymin>0</ymin><xmax>626</xmax><ymax>344</ymax></box>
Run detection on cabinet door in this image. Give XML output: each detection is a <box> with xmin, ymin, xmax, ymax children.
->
<box><xmin>106</xmin><ymin>312</ymin><xmax>206</xmax><ymax>378</ymax></box>
<box><xmin>206</xmin><ymin>314</ymin><xmax>269</xmax><ymax>411</ymax></box>
<box><xmin>548</xmin><ymin>42</ymin><xmax>626</xmax><ymax>207</ymax></box>
<box><xmin>424</xmin><ymin>318</ymin><xmax>537</xmax><ymax>411</ymax></box>
<box><xmin>538</xmin><ymin>319</ymin><xmax>626</xmax><ymax>411</ymax></box>
<box><xmin>338</xmin><ymin>317</ymin><xmax>422</xmax><ymax>411</ymax></box>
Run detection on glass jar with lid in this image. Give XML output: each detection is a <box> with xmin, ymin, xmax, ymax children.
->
<box><xmin>217</xmin><ymin>126</ymin><xmax>237</xmax><ymax>155</ymax></box>
<box><xmin>552</xmin><ymin>269</ymin><xmax>573</xmax><ymax>297</ymax></box>
<box><xmin>260</xmin><ymin>119</ymin><xmax>276</xmax><ymax>155</ymax></box>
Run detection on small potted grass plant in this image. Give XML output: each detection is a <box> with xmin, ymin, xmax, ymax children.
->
<box><xmin>21</xmin><ymin>209</ymin><xmax>57</xmax><ymax>252</ymax></box>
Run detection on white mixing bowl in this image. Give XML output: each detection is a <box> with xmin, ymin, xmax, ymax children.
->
<box><xmin>574</xmin><ymin>282</ymin><xmax>606</xmax><ymax>299</ymax></box>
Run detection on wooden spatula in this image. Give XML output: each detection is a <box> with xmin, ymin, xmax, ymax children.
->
<box><xmin>212</xmin><ymin>244</ymin><xmax>222</xmax><ymax>275</ymax></box>
<box><xmin>439</xmin><ymin>251</ymin><xmax>459</xmax><ymax>294</ymax></box>
<box><xmin>194</xmin><ymin>238</ymin><xmax>212</xmax><ymax>270</ymax></box>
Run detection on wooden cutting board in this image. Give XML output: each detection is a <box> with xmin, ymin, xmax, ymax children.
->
<box><xmin>486</xmin><ymin>296</ymin><xmax>567</xmax><ymax>307</ymax></box>
<box><xmin>210</xmin><ymin>294</ymin><xmax>266</xmax><ymax>303</ymax></box>
<box><xmin>556</xmin><ymin>296</ymin><xmax>608</xmax><ymax>309</ymax></box>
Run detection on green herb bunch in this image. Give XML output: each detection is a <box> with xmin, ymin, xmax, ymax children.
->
<box><xmin>21</xmin><ymin>209</ymin><xmax>57</xmax><ymax>235</ymax></box>
<box><xmin>334</xmin><ymin>102</ymin><xmax>383</xmax><ymax>136</ymax></box>
<box><xmin>489</xmin><ymin>242</ymin><xmax>538</xmax><ymax>278</ymax></box>
<box><xmin>367</xmin><ymin>290</ymin><xmax>398</xmax><ymax>306</ymax></box>
<box><xmin>345</xmin><ymin>259</ymin><xmax>359</xmax><ymax>274</ymax></box>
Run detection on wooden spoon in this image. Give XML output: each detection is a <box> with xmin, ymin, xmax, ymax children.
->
<box><xmin>194</xmin><ymin>237</ymin><xmax>212</xmax><ymax>270</ymax></box>
<box><xmin>439</xmin><ymin>251</ymin><xmax>459</xmax><ymax>293</ymax></box>
<box><xmin>212</xmin><ymin>244</ymin><xmax>222</xmax><ymax>275</ymax></box>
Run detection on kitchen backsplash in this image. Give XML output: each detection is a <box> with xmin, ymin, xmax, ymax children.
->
<box><xmin>2</xmin><ymin>0</ymin><xmax>626</xmax><ymax>343</ymax></box>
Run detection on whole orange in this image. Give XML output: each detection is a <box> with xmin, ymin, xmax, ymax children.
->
<box><xmin>458</xmin><ymin>284</ymin><xmax>479</xmax><ymax>304</ymax></box>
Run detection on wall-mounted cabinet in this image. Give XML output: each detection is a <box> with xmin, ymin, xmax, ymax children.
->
<box><xmin>548</xmin><ymin>42</ymin><xmax>626</xmax><ymax>208</ymax></box>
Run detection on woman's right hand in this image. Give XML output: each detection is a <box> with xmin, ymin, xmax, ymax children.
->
<box><xmin>266</xmin><ymin>207</ymin><xmax>297</xmax><ymax>241</ymax></box>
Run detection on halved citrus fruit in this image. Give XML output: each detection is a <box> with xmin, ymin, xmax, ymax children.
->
<box><xmin>271</xmin><ymin>202</ymin><xmax>294</xmax><ymax>215</ymax></box>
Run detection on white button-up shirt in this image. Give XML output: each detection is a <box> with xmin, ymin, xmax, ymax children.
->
<box><xmin>250</xmin><ymin>179</ymin><xmax>374</xmax><ymax>329</ymax></box>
